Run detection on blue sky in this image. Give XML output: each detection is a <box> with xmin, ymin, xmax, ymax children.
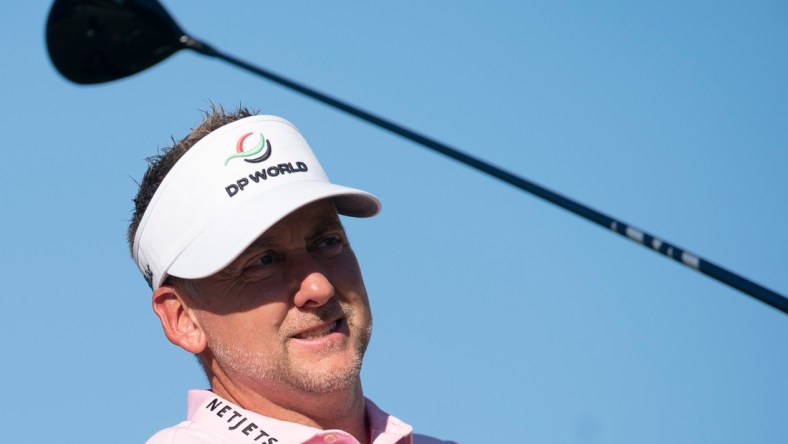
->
<box><xmin>2</xmin><ymin>1</ymin><xmax>787</xmax><ymax>443</ymax></box>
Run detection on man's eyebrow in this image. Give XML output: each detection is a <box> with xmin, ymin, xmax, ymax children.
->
<box><xmin>248</xmin><ymin>217</ymin><xmax>345</xmax><ymax>249</ymax></box>
<box><xmin>305</xmin><ymin>217</ymin><xmax>345</xmax><ymax>239</ymax></box>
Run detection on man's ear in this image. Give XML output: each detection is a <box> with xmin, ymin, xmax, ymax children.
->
<box><xmin>152</xmin><ymin>285</ymin><xmax>207</xmax><ymax>354</ymax></box>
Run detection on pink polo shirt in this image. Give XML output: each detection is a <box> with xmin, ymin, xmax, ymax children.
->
<box><xmin>146</xmin><ymin>390</ymin><xmax>451</xmax><ymax>444</ymax></box>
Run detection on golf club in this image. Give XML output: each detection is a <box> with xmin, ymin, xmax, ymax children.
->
<box><xmin>45</xmin><ymin>0</ymin><xmax>788</xmax><ymax>315</ymax></box>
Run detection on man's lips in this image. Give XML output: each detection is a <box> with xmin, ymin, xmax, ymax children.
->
<box><xmin>292</xmin><ymin>319</ymin><xmax>341</xmax><ymax>340</ymax></box>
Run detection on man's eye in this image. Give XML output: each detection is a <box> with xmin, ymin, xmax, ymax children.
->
<box><xmin>237</xmin><ymin>250</ymin><xmax>282</xmax><ymax>280</ymax></box>
<box><xmin>255</xmin><ymin>252</ymin><xmax>279</xmax><ymax>266</ymax></box>
<box><xmin>313</xmin><ymin>235</ymin><xmax>345</xmax><ymax>255</ymax></box>
<box><xmin>319</xmin><ymin>237</ymin><xmax>339</xmax><ymax>247</ymax></box>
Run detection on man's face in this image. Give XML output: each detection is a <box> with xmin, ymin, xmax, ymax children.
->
<box><xmin>188</xmin><ymin>200</ymin><xmax>372</xmax><ymax>394</ymax></box>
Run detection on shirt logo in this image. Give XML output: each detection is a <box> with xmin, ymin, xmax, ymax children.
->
<box><xmin>205</xmin><ymin>397</ymin><xmax>279</xmax><ymax>443</ymax></box>
<box><xmin>225</xmin><ymin>132</ymin><xmax>273</xmax><ymax>165</ymax></box>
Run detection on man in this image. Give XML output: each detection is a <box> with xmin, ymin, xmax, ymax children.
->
<box><xmin>129</xmin><ymin>106</ymin><xmax>453</xmax><ymax>444</ymax></box>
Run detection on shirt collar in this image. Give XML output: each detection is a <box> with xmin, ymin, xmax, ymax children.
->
<box><xmin>186</xmin><ymin>389</ymin><xmax>413</xmax><ymax>444</ymax></box>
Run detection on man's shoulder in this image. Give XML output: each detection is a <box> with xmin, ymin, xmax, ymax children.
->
<box><xmin>413</xmin><ymin>433</ymin><xmax>459</xmax><ymax>444</ymax></box>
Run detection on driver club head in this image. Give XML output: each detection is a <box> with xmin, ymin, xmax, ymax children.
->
<box><xmin>46</xmin><ymin>0</ymin><xmax>186</xmax><ymax>84</ymax></box>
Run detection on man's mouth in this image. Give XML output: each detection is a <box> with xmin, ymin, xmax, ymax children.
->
<box><xmin>293</xmin><ymin>319</ymin><xmax>340</xmax><ymax>340</ymax></box>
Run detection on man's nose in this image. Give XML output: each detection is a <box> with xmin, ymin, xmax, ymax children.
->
<box><xmin>292</xmin><ymin>262</ymin><xmax>335</xmax><ymax>308</ymax></box>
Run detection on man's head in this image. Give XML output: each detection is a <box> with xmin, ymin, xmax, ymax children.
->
<box><xmin>128</xmin><ymin>106</ymin><xmax>380</xmax><ymax>395</ymax></box>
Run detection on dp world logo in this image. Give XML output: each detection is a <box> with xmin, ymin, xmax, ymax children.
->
<box><xmin>225</xmin><ymin>132</ymin><xmax>273</xmax><ymax>165</ymax></box>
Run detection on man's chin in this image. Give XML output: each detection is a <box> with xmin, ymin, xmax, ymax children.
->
<box><xmin>284</xmin><ymin>360</ymin><xmax>363</xmax><ymax>394</ymax></box>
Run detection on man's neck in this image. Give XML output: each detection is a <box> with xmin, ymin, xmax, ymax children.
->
<box><xmin>210</xmin><ymin>374</ymin><xmax>369</xmax><ymax>444</ymax></box>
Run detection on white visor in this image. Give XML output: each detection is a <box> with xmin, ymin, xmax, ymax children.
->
<box><xmin>132</xmin><ymin>115</ymin><xmax>380</xmax><ymax>289</ymax></box>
